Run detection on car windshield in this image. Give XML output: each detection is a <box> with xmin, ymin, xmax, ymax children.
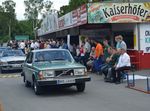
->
<box><xmin>34</xmin><ymin>50</ymin><xmax>73</xmax><ymax>62</ymax></box>
<box><xmin>2</xmin><ymin>50</ymin><xmax>25</xmax><ymax>57</ymax></box>
<box><xmin>0</xmin><ymin>50</ymin><xmax>3</xmax><ymax>57</ymax></box>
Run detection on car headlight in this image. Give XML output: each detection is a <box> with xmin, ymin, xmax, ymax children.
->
<box><xmin>74</xmin><ymin>69</ymin><xmax>85</xmax><ymax>75</ymax></box>
<box><xmin>42</xmin><ymin>70</ymin><xmax>55</xmax><ymax>77</ymax></box>
<box><xmin>0</xmin><ymin>61</ymin><xmax>8</xmax><ymax>65</ymax></box>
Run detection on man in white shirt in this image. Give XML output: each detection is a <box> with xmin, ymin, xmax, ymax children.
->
<box><xmin>35</xmin><ymin>41</ymin><xmax>39</xmax><ymax>49</ymax></box>
<box><xmin>19</xmin><ymin>41</ymin><xmax>25</xmax><ymax>53</ymax></box>
<box><xmin>114</xmin><ymin>47</ymin><xmax>131</xmax><ymax>84</ymax></box>
<box><xmin>30</xmin><ymin>41</ymin><xmax>36</xmax><ymax>50</ymax></box>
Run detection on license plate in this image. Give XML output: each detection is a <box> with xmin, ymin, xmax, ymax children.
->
<box><xmin>57</xmin><ymin>79</ymin><xmax>75</xmax><ymax>84</ymax></box>
<box><xmin>13</xmin><ymin>64</ymin><xmax>21</xmax><ymax>67</ymax></box>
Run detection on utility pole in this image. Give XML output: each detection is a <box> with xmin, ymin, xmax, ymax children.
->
<box><xmin>8</xmin><ymin>19</ymin><xmax>11</xmax><ymax>40</ymax></box>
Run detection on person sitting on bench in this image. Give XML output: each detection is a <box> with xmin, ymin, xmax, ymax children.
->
<box><xmin>113</xmin><ymin>47</ymin><xmax>131</xmax><ymax>84</ymax></box>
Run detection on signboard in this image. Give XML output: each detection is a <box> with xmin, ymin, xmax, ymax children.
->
<box><xmin>38</xmin><ymin>4</ymin><xmax>87</xmax><ymax>36</ymax></box>
<box><xmin>38</xmin><ymin>13</ymin><xmax>59</xmax><ymax>36</ymax></box>
<box><xmin>140</xmin><ymin>23</ymin><xmax>150</xmax><ymax>53</ymax></box>
<box><xmin>58</xmin><ymin>13</ymin><xmax>72</xmax><ymax>29</ymax></box>
<box><xmin>58</xmin><ymin>4</ymin><xmax>87</xmax><ymax>30</ymax></box>
<box><xmin>88</xmin><ymin>3</ymin><xmax>150</xmax><ymax>23</ymax></box>
<box><xmin>72</xmin><ymin>4</ymin><xmax>87</xmax><ymax>26</ymax></box>
<box><xmin>15</xmin><ymin>35</ymin><xmax>29</xmax><ymax>40</ymax></box>
<box><xmin>49</xmin><ymin>13</ymin><xmax>59</xmax><ymax>32</ymax></box>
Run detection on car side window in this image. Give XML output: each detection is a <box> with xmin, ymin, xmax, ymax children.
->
<box><xmin>27</xmin><ymin>52</ymin><xmax>33</xmax><ymax>63</ymax></box>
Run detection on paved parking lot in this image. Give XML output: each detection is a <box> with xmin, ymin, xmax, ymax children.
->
<box><xmin>0</xmin><ymin>70</ymin><xmax>150</xmax><ymax>111</ymax></box>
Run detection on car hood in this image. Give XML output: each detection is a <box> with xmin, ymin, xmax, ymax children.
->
<box><xmin>1</xmin><ymin>56</ymin><xmax>26</xmax><ymax>62</ymax></box>
<box><xmin>32</xmin><ymin>62</ymin><xmax>85</xmax><ymax>70</ymax></box>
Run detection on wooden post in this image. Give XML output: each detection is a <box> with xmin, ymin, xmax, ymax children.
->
<box><xmin>147</xmin><ymin>77</ymin><xmax>150</xmax><ymax>92</ymax></box>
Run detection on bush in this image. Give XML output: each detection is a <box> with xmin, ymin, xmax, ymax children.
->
<box><xmin>0</xmin><ymin>35</ymin><xmax>10</xmax><ymax>43</ymax></box>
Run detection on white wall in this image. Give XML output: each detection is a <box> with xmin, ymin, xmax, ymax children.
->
<box><xmin>139</xmin><ymin>23</ymin><xmax>150</xmax><ymax>53</ymax></box>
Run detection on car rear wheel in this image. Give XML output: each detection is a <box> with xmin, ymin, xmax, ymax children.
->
<box><xmin>33</xmin><ymin>80</ymin><xmax>42</xmax><ymax>95</ymax></box>
<box><xmin>76</xmin><ymin>83</ymin><xmax>85</xmax><ymax>92</ymax></box>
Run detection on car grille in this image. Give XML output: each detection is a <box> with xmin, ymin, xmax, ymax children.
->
<box><xmin>55</xmin><ymin>69</ymin><xmax>74</xmax><ymax>77</ymax></box>
<box><xmin>7</xmin><ymin>61</ymin><xmax>24</xmax><ymax>64</ymax></box>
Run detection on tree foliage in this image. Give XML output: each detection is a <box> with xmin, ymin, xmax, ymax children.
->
<box><xmin>69</xmin><ymin>0</ymin><xmax>88</xmax><ymax>11</ymax></box>
<box><xmin>2</xmin><ymin>0</ymin><xmax>16</xmax><ymax>16</ymax></box>
<box><xmin>0</xmin><ymin>0</ymin><xmax>16</xmax><ymax>42</ymax></box>
<box><xmin>59</xmin><ymin>0</ymin><xmax>110</xmax><ymax>17</ymax></box>
<box><xmin>0</xmin><ymin>0</ymin><xmax>36</xmax><ymax>41</ymax></box>
<box><xmin>58</xmin><ymin>0</ymin><xmax>88</xmax><ymax>17</ymax></box>
<box><xmin>58</xmin><ymin>5</ymin><xmax>70</xmax><ymax>17</ymax></box>
<box><xmin>24</xmin><ymin>0</ymin><xmax>53</xmax><ymax>28</ymax></box>
<box><xmin>13</xmin><ymin>20</ymin><xmax>34</xmax><ymax>40</ymax></box>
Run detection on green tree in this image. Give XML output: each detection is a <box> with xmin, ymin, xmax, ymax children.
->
<box><xmin>58</xmin><ymin>0</ymin><xmax>88</xmax><ymax>17</ymax></box>
<box><xmin>24</xmin><ymin>0</ymin><xmax>53</xmax><ymax>39</ymax></box>
<box><xmin>42</xmin><ymin>0</ymin><xmax>53</xmax><ymax>17</ymax></box>
<box><xmin>13</xmin><ymin>20</ymin><xmax>34</xmax><ymax>40</ymax></box>
<box><xmin>69</xmin><ymin>0</ymin><xmax>88</xmax><ymax>11</ymax></box>
<box><xmin>58</xmin><ymin>5</ymin><xmax>70</xmax><ymax>17</ymax></box>
<box><xmin>0</xmin><ymin>0</ymin><xmax>16</xmax><ymax>41</ymax></box>
<box><xmin>0</xmin><ymin>5</ymin><xmax>4</xmax><ymax>12</ymax></box>
<box><xmin>59</xmin><ymin>0</ymin><xmax>114</xmax><ymax>17</ymax></box>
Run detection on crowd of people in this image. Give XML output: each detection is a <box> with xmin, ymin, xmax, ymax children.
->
<box><xmin>7</xmin><ymin>35</ymin><xmax>131</xmax><ymax>84</ymax></box>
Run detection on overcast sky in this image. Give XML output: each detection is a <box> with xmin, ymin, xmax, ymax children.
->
<box><xmin>0</xmin><ymin>0</ymin><xmax>69</xmax><ymax>20</ymax></box>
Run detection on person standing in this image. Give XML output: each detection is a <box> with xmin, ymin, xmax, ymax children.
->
<box><xmin>84</xmin><ymin>38</ymin><xmax>91</xmax><ymax>67</ymax></box>
<box><xmin>115</xmin><ymin>35</ymin><xmax>127</xmax><ymax>51</ymax></box>
<box><xmin>80</xmin><ymin>43</ymin><xmax>85</xmax><ymax>65</ymax></box>
<box><xmin>61</xmin><ymin>39</ymin><xmax>68</xmax><ymax>49</ymax></box>
<box><xmin>93</xmin><ymin>39</ymin><xmax>103</xmax><ymax>72</ymax></box>
<box><xmin>19</xmin><ymin>40</ymin><xmax>25</xmax><ymax>53</ymax></box>
<box><xmin>103</xmin><ymin>39</ymin><xmax>111</xmax><ymax>62</ymax></box>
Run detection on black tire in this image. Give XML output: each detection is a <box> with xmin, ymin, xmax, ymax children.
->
<box><xmin>76</xmin><ymin>83</ymin><xmax>85</xmax><ymax>92</ymax></box>
<box><xmin>0</xmin><ymin>68</ymin><xmax>2</xmax><ymax>74</ymax></box>
<box><xmin>0</xmin><ymin>67</ymin><xmax>4</xmax><ymax>74</ymax></box>
<box><xmin>33</xmin><ymin>80</ymin><xmax>42</xmax><ymax>95</ymax></box>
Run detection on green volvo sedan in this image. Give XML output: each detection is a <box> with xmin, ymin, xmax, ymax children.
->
<box><xmin>22</xmin><ymin>49</ymin><xmax>91</xmax><ymax>95</ymax></box>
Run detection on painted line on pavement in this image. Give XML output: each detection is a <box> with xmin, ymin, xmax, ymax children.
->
<box><xmin>0</xmin><ymin>74</ymin><xmax>21</xmax><ymax>78</ymax></box>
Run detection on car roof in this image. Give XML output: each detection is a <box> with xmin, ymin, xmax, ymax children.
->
<box><xmin>32</xmin><ymin>49</ymin><xmax>69</xmax><ymax>53</ymax></box>
<box><xmin>0</xmin><ymin>47</ymin><xmax>11</xmax><ymax>49</ymax></box>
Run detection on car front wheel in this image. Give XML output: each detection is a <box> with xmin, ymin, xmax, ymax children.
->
<box><xmin>33</xmin><ymin>80</ymin><xmax>41</xmax><ymax>95</ymax></box>
<box><xmin>76</xmin><ymin>83</ymin><xmax>85</xmax><ymax>92</ymax></box>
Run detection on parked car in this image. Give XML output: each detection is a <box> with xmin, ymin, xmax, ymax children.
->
<box><xmin>22</xmin><ymin>49</ymin><xmax>91</xmax><ymax>95</ymax></box>
<box><xmin>0</xmin><ymin>47</ymin><xmax>11</xmax><ymax>57</ymax></box>
<box><xmin>0</xmin><ymin>49</ymin><xmax>26</xmax><ymax>73</ymax></box>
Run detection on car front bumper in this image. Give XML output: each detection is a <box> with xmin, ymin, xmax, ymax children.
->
<box><xmin>1</xmin><ymin>64</ymin><xmax>23</xmax><ymax>70</ymax></box>
<box><xmin>37</xmin><ymin>76</ymin><xmax>91</xmax><ymax>86</ymax></box>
